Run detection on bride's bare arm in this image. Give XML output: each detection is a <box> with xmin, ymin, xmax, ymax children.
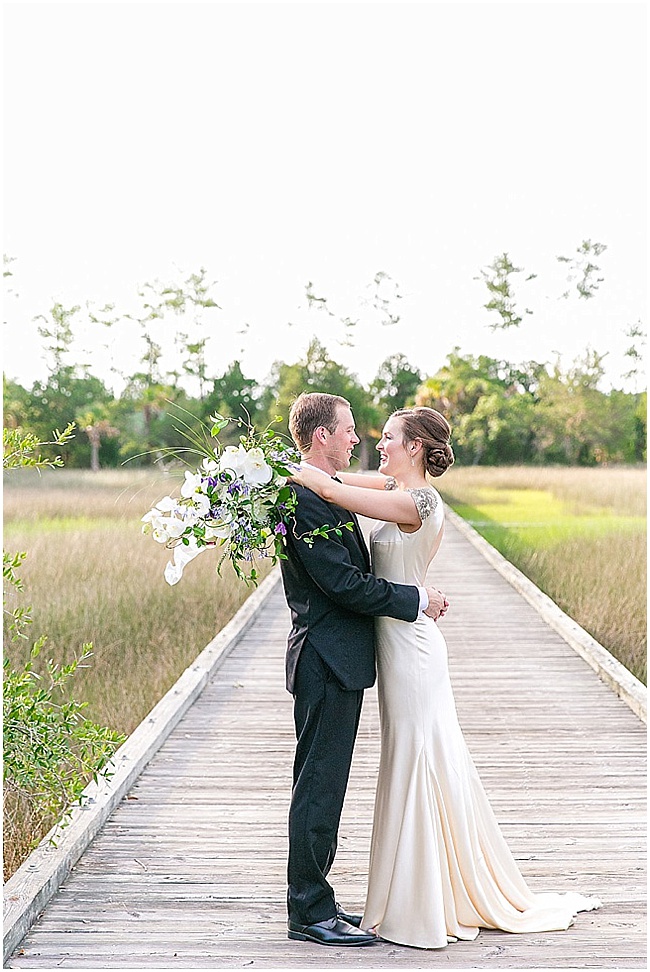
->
<box><xmin>291</xmin><ymin>467</ymin><xmax>421</xmax><ymax>527</ymax></box>
<box><xmin>337</xmin><ymin>471</ymin><xmax>386</xmax><ymax>489</ymax></box>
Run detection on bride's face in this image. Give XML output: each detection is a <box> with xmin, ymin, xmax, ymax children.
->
<box><xmin>376</xmin><ymin>417</ymin><xmax>410</xmax><ymax>475</ymax></box>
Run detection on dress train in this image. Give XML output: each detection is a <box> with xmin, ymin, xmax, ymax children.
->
<box><xmin>361</xmin><ymin>487</ymin><xmax>601</xmax><ymax>949</ymax></box>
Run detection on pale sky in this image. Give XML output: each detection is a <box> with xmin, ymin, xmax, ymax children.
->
<box><xmin>3</xmin><ymin>1</ymin><xmax>647</xmax><ymax>395</ymax></box>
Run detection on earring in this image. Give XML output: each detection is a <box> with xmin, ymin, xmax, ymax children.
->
<box><xmin>410</xmin><ymin>457</ymin><xmax>415</xmax><ymax>467</ymax></box>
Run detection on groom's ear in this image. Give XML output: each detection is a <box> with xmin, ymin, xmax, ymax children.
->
<box><xmin>315</xmin><ymin>426</ymin><xmax>329</xmax><ymax>445</ymax></box>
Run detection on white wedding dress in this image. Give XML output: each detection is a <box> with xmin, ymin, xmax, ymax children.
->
<box><xmin>362</xmin><ymin>486</ymin><xmax>601</xmax><ymax>949</ymax></box>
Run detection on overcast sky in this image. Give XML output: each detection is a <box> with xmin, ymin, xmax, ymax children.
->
<box><xmin>3</xmin><ymin>1</ymin><xmax>647</xmax><ymax>395</ymax></box>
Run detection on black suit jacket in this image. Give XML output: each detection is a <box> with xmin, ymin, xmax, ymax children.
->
<box><xmin>280</xmin><ymin>483</ymin><xmax>420</xmax><ymax>693</ymax></box>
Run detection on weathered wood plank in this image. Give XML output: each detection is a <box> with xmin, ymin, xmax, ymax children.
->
<box><xmin>2</xmin><ymin>570</ymin><xmax>283</xmax><ymax>962</ymax></box>
<box><xmin>6</xmin><ymin>514</ymin><xmax>646</xmax><ymax>969</ymax></box>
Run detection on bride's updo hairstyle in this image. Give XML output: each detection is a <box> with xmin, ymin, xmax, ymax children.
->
<box><xmin>392</xmin><ymin>407</ymin><xmax>455</xmax><ymax>478</ymax></box>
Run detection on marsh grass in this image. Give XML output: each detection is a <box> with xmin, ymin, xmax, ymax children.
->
<box><xmin>4</xmin><ymin>469</ymin><xmax>272</xmax><ymax>735</ymax></box>
<box><xmin>438</xmin><ymin>465</ymin><xmax>647</xmax><ymax>684</ymax></box>
<box><xmin>3</xmin><ymin>465</ymin><xmax>646</xmax><ymax>873</ymax></box>
<box><xmin>4</xmin><ymin>468</ymin><xmax>274</xmax><ymax>874</ymax></box>
<box><xmin>439</xmin><ymin>465</ymin><xmax>647</xmax><ymax>517</ymax></box>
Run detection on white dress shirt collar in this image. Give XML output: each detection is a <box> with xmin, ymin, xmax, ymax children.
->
<box><xmin>300</xmin><ymin>461</ymin><xmax>335</xmax><ymax>478</ymax></box>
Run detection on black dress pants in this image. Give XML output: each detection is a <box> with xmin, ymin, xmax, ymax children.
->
<box><xmin>287</xmin><ymin>640</ymin><xmax>364</xmax><ymax>925</ymax></box>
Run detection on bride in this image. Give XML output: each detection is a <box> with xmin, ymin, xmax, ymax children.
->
<box><xmin>291</xmin><ymin>405</ymin><xmax>601</xmax><ymax>950</ymax></box>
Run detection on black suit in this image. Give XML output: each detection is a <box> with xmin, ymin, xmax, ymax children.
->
<box><xmin>279</xmin><ymin>482</ymin><xmax>420</xmax><ymax>925</ymax></box>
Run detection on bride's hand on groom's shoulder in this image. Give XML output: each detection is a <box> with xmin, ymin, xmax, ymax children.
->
<box><xmin>287</xmin><ymin>465</ymin><xmax>312</xmax><ymax>488</ymax></box>
<box><xmin>289</xmin><ymin>465</ymin><xmax>330</xmax><ymax>498</ymax></box>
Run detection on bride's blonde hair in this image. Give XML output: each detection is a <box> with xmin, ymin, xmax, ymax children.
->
<box><xmin>392</xmin><ymin>407</ymin><xmax>454</xmax><ymax>478</ymax></box>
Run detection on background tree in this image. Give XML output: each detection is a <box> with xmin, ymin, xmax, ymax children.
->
<box><xmin>531</xmin><ymin>351</ymin><xmax>609</xmax><ymax>465</ymax></box>
<box><xmin>370</xmin><ymin>353</ymin><xmax>422</xmax><ymax>415</ymax></box>
<box><xmin>416</xmin><ymin>350</ymin><xmax>540</xmax><ymax>464</ymax></box>
<box><xmin>475</xmin><ymin>253</ymin><xmax>536</xmax><ymax>330</ymax></box>
<box><xmin>3</xmin><ymin>376</ymin><xmax>31</xmax><ymax>430</ymax></box>
<box><xmin>557</xmin><ymin>239</ymin><xmax>607</xmax><ymax>300</ymax></box>
<box><xmin>77</xmin><ymin>408</ymin><xmax>120</xmax><ymax>472</ymax></box>
<box><xmin>116</xmin><ymin>378</ymin><xmax>193</xmax><ymax>464</ymax></box>
<box><xmin>202</xmin><ymin>360</ymin><xmax>260</xmax><ymax>438</ymax></box>
<box><xmin>260</xmin><ymin>339</ymin><xmax>380</xmax><ymax>467</ymax></box>
<box><xmin>34</xmin><ymin>302</ymin><xmax>81</xmax><ymax>378</ymax></box>
<box><xmin>364</xmin><ymin>271</ymin><xmax>403</xmax><ymax>328</ymax></box>
<box><xmin>25</xmin><ymin>371</ymin><xmax>115</xmax><ymax>468</ymax></box>
<box><xmin>622</xmin><ymin>321</ymin><xmax>646</xmax><ymax>392</ymax></box>
<box><xmin>3</xmin><ymin>257</ymin><xmax>645</xmax><ymax>471</ymax></box>
<box><xmin>159</xmin><ymin>267</ymin><xmax>221</xmax><ymax>400</ymax></box>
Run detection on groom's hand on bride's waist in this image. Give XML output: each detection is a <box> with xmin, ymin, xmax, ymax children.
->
<box><xmin>423</xmin><ymin>587</ymin><xmax>449</xmax><ymax>621</ymax></box>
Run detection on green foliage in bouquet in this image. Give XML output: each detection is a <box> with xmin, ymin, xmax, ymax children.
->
<box><xmin>142</xmin><ymin>409</ymin><xmax>353</xmax><ymax>586</ymax></box>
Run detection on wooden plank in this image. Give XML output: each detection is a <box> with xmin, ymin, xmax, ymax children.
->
<box><xmin>2</xmin><ymin>571</ymin><xmax>283</xmax><ymax>963</ymax></box>
<box><xmin>446</xmin><ymin>507</ymin><xmax>647</xmax><ymax>722</ymax></box>
<box><xmin>5</xmin><ymin>515</ymin><xmax>646</xmax><ymax>969</ymax></box>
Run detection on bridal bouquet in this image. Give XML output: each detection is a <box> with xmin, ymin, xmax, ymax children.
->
<box><xmin>142</xmin><ymin>412</ymin><xmax>302</xmax><ymax>586</ymax></box>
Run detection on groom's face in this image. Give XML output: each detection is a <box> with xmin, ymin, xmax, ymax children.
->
<box><xmin>326</xmin><ymin>405</ymin><xmax>359</xmax><ymax>471</ymax></box>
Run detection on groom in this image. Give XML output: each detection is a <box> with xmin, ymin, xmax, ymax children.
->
<box><xmin>280</xmin><ymin>392</ymin><xmax>447</xmax><ymax>947</ymax></box>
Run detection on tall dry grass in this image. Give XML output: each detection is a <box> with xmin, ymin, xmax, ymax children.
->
<box><xmin>438</xmin><ymin>465</ymin><xmax>647</xmax><ymax>684</ymax></box>
<box><xmin>440</xmin><ymin>464</ymin><xmax>647</xmax><ymax>517</ymax></box>
<box><xmin>4</xmin><ymin>468</ymin><xmax>273</xmax><ymax>875</ymax></box>
<box><xmin>3</xmin><ymin>464</ymin><xmax>646</xmax><ymax>874</ymax></box>
<box><xmin>3</xmin><ymin>469</ymin><xmax>272</xmax><ymax>737</ymax></box>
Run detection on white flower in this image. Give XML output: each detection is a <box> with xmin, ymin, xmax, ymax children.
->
<box><xmin>143</xmin><ymin>411</ymin><xmax>303</xmax><ymax>587</ymax></box>
<box><xmin>218</xmin><ymin>444</ymin><xmax>272</xmax><ymax>484</ymax></box>
<box><xmin>190</xmin><ymin>492</ymin><xmax>211</xmax><ymax>516</ymax></box>
<box><xmin>218</xmin><ymin>444</ymin><xmax>248</xmax><ymax>477</ymax></box>
<box><xmin>147</xmin><ymin>516</ymin><xmax>172</xmax><ymax>543</ymax></box>
<box><xmin>164</xmin><ymin>537</ymin><xmax>204</xmax><ymax>586</ymax></box>
<box><xmin>178</xmin><ymin>471</ymin><xmax>212</xmax><ymax>516</ymax></box>
<box><xmin>154</xmin><ymin>495</ymin><xmax>180</xmax><ymax>513</ymax></box>
<box><xmin>164</xmin><ymin>515</ymin><xmax>189</xmax><ymax>539</ymax></box>
<box><xmin>180</xmin><ymin>470</ymin><xmax>206</xmax><ymax>499</ymax></box>
<box><xmin>242</xmin><ymin>447</ymin><xmax>273</xmax><ymax>485</ymax></box>
<box><xmin>142</xmin><ymin>512</ymin><xmax>187</xmax><ymax>544</ymax></box>
<box><xmin>141</xmin><ymin>495</ymin><xmax>181</xmax><ymax>528</ymax></box>
<box><xmin>205</xmin><ymin>522</ymin><xmax>232</xmax><ymax>540</ymax></box>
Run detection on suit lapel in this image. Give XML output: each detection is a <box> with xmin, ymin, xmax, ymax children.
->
<box><xmin>331</xmin><ymin>502</ymin><xmax>370</xmax><ymax>571</ymax></box>
<box><xmin>351</xmin><ymin>511</ymin><xmax>371</xmax><ymax>570</ymax></box>
<box><xmin>330</xmin><ymin>476</ymin><xmax>370</xmax><ymax>570</ymax></box>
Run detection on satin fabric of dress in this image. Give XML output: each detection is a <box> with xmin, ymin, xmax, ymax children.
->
<box><xmin>361</xmin><ymin>487</ymin><xmax>601</xmax><ymax>949</ymax></box>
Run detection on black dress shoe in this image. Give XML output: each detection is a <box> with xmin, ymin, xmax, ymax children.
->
<box><xmin>288</xmin><ymin>917</ymin><xmax>377</xmax><ymax>946</ymax></box>
<box><xmin>336</xmin><ymin>907</ymin><xmax>363</xmax><ymax>927</ymax></box>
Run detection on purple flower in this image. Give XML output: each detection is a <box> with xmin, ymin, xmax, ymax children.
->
<box><xmin>227</xmin><ymin>480</ymin><xmax>250</xmax><ymax>497</ymax></box>
<box><xmin>274</xmin><ymin>522</ymin><xmax>287</xmax><ymax>536</ymax></box>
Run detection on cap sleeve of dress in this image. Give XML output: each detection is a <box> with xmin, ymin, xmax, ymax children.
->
<box><xmin>405</xmin><ymin>486</ymin><xmax>438</xmax><ymax>522</ymax></box>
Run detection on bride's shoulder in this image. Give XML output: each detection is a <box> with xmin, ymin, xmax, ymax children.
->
<box><xmin>405</xmin><ymin>485</ymin><xmax>441</xmax><ymax>522</ymax></box>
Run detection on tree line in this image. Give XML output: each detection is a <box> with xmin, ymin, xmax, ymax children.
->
<box><xmin>3</xmin><ymin>256</ymin><xmax>646</xmax><ymax>469</ymax></box>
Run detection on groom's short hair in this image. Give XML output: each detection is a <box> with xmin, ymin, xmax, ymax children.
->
<box><xmin>289</xmin><ymin>392</ymin><xmax>351</xmax><ymax>453</ymax></box>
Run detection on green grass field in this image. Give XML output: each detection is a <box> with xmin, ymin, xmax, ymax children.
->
<box><xmin>438</xmin><ymin>465</ymin><xmax>647</xmax><ymax>684</ymax></box>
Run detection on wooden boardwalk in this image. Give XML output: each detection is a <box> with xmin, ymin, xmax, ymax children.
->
<box><xmin>6</xmin><ymin>515</ymin><xmax>646</xmax><ymax>969</ymax></box>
